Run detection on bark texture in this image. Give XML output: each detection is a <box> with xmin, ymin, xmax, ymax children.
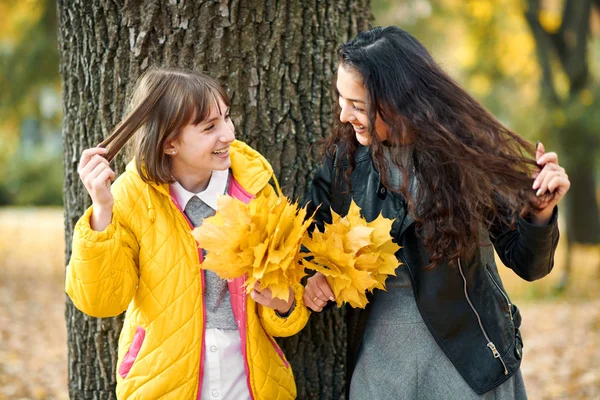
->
<box><xmin>59</xmin><ymin>1</ymin><xmax>370</xmax><ymax>398</ymax></box>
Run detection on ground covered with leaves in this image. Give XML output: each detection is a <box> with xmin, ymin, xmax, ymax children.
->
<box><xmin>0</xmin><ymin>208</ymin><xmax>598</xmax><ymax>399</ymax></box>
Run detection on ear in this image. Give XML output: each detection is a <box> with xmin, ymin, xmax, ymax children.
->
<box><xmin>163</xmin><ymin>139</ymin><xmax>177</xmax><ymax>156</ymax></box>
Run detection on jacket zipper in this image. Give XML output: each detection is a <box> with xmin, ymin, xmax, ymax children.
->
<box><xmin>485</xmin><ymin>265</ymin><xmax>513</xmax><ymax>320</ymax></box>
<box><xmin>458</xmin><ymin>259</ymin><xmax>509</xmax><ymax>375</ymax></box>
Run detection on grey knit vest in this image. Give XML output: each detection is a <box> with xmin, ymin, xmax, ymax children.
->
<box><xmin>185</xmin><ymin>194</ymin><xmax>238</xmax><ymax>330</ymax></box>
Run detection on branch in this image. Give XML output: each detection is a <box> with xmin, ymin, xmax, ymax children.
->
<box><xmin>524</xmin><ymin>0</ymin><xmax>560</xmax><ymax>105</ymax></box>
<box><xmin>557</xmin><ymin>0</ymin><xmax>591</xmax><ymax>93</ymax></box>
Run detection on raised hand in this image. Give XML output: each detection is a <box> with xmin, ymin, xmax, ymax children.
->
<box><xmin>531</xmin><ymin>142</ymin><xmax>570</xmax><ymax>224</ymax></box>
<box><xmin>78</xmin><ymin>147</ymin><xmax>116</xmax><ymax>231</ymax></box>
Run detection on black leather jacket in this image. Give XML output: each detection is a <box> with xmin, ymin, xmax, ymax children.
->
<box><xmin>304</xmin><ymin>145</ymin><xmax>559</xmax><ymax>395</ymax></box>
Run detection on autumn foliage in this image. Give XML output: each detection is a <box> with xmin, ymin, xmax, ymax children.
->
<box><xmin>302</xmin><ymin>200</ymin><xmax>401</xmax><ymax>308</ymax></box>
<box><xmin>193</xmin><ymin>194</ymin><xmax>400</xmax><ymax>308</ymax></box>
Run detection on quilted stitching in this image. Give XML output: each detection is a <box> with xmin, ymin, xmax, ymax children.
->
<box><xmin>66</xmin><ymin>140</ymin><xmax>310</xmax><ymax>399</ymax></box>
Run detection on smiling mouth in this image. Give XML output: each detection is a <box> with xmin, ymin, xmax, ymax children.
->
<box><xmin>212</xmin><ymin>148</ymin><xmax>229</xmax><ymax>155</ymax></box>
<box><xmin>352</xmin><ymin>124</ymin><xmax>367</xmax><ymax>133</ymax></box>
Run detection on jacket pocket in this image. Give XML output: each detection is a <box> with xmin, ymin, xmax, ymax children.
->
<box><xmin>118</xmin><ymin>326</ymin><xmax>146</xmax><ymax>378</ymax></box>
<box><xmin>267</xmin><ymin>335</ymin><xmax>290</xmax><ymax>368</ymax></box>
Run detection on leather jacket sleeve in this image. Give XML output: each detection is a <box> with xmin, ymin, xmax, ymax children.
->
<box><xmin>489</xmin><ymin>206</ymin><xmax>560</xmax><ymax>281</ymax></box>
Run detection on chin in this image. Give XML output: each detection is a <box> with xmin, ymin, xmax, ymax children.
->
<box><xmin>355</xmin><ymin>133</ymin><xmax>372</xmax><ymax>146</ymax></box>
<box><xmin>215</xmin><ymin>158</ymin><xmax>232</xmax><ymax>170</ymax></box>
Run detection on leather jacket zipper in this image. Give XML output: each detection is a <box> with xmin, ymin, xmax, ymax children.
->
<box><xmin>458</xmin><ymin>259</ymin><xmax>509</xmax><ymax>375</ymax></box>
<box><xmin>485</xmin><ymin>265</ymin><xmax>513</xmax><ymax>320</ymax></box>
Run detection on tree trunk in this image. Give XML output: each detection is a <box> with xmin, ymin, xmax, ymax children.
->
<box><xmin>524</xmin><ymin>0</ymin><xmax>600</xmax><ymax>246</ymax></box>
<box><xmin>58</xmin><ymin>1</ymin><xmax>370</xmax><ymax>398</ymax></box>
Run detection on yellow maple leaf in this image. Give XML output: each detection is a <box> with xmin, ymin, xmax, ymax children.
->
<box><xmin>193</xmin><ymin>190</ymin><xmax>313</xmax><ymax>302</ymax></box>
<box><xmin>302</xmin><ymin>200</ymin><xmax>401</xmax><ymax>308</ymax></box>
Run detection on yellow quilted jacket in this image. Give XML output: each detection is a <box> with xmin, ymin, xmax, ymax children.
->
<box><xmin>66</xmin><ymin>140</ymin><xmax>310</xmax><ymax>400</ymax></box>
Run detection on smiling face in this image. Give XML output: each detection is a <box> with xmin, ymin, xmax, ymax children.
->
<box><xmin>336</xmin><ymin>64</ymin><xmax>389</xmax><ymax>146</ymax></box>
<box><xmin>165</xmin><ymin>96</ymin><xmax>235</xmax><ymax>192</ymax></box>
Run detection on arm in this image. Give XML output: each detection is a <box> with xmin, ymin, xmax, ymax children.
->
<box><xmin>66</xmin><ymin>201</ymin><xmax>140</xmax><ymax>318</ymax></box>
<box><xmin>65</xmin><ymin>147</ymin><xmax>139</xmax><ymax>318</ymax></box>
<box><xmin>489</xmin><ymin>207</ymin><xmax>559</xmax><ymax>282</ymax></box>
<box><xmin>490</xmin><ymin>142</ymin><xmax>568</xmax><ymax>281</ymax></box>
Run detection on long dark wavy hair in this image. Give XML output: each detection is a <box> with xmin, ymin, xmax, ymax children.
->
<box><xmin>326</xmin><ymin>26</ymin><xmax>546</xmax><ymax>268</ymax></box>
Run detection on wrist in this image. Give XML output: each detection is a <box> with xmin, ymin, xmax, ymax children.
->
<box><xmin>530</xmin><ymin>206</ymin><xmax>554</xmax><ymax>225</ymax></box>
<box><xmin>91</xmin><ymin>204</ymin><xmax>113</xmax><ymax>231</ymax></box>
<box><xmin>275</xmin><ymin>298</ymin><xmax>296</xmax><ymax>318</ymax></box>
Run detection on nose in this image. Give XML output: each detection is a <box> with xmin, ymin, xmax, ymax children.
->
<box><xmin>339</xmin><ymin>102</ymin><xmax>354</xmax><ymax>124</ymax></box>
<box><xmin>220</xmin><ymin>120</ymin><xmax>235</xmax><ymax>143</ymax></box>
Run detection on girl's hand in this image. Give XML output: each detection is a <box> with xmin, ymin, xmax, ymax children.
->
<box><xmin>251</xmin><ymin>282</ymin><xmax>295</xmax><ymax>314</ymax></box>
<box><xmin>531</xmin><ymin>142</ymin><xmax>571</xmax><ymax>225</ymax></box>
<box><xmin>78</xmin><ymin>147</ymin><xmax>116</xmax><ymax>231</ymax></box>
<box><xmin>303</xmin><ymin>272</ymin><xmax>335</xmax><ymax>312</ymax></box>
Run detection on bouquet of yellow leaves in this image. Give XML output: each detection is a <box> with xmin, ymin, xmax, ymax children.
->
<box><xmin>301</xmin><ymin>200</ymin><xmax>401</xmax><ymax>308</ymax></box>
<box><xmin>192</xmin><ymin>191</ymin><xmax>313</xmax><ymax>302</ymax></box>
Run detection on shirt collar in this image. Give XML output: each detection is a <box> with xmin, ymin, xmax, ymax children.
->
<box><xmin>170</xmin><ymin>169</ymin><xmax>229</xmax><ymax>211</ymax></box>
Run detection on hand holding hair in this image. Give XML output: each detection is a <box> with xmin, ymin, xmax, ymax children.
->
<box><xmin>530</xmin><ymin>141</ymin><xmax>570</xmax><ymax>225</ymax></box>
<box><xmin>77</xmin><ymin>146</ymin><xmax>116</xmax><ymax>231</ymax></box>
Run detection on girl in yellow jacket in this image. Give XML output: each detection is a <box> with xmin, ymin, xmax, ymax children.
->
<box><xmin>66</xmin><ymin>68</ymin><xmax>309</xmax><ymax>400</ymax></box>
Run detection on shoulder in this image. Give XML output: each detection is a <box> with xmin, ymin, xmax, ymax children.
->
<box><xmin>112</xmin><ymin>169</ymin><xmax>146</xmax><ymax>201</ymax></box>
<box><xmin>229</xmin><ymin>140</ymin><xmax>274</xmax><ymax>195</ymax></box>
<box><xmin>330</xmin><ymin>142</ymin><xmax>371</xmax><ymax>168</ymax></box>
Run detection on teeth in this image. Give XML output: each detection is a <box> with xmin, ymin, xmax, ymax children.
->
<box><xmin>212</xmin><ymin>149</ymin><xmax>227</xmax><ymax>155</ymax></box>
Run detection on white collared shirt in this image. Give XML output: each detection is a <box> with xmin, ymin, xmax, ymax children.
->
<box><xmin>170</xmin><ymin>169</ymin><xmax>229</xmax><ymax>211</ymax></box>
<box><xmin>169</xmin><ymin>169</ymin><xmax>251</xmax><ymax>400</ymax></box>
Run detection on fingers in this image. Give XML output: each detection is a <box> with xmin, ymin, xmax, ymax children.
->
<box><xmin>303</xmin><ymin>289</ymin><xmax>323</xmax><ymax>312</ymax></box>
<box><xmin>251</xmin><ymin>282</ymin><xmax>270</xmax><ymax>304</ymax></box>
<box><xmin>78</xmin><ymin>149</ymin><xmax>115</xmax><ymax>207</ymax></box>
<box><xmin>547</xmin><ymin>173</ymin><xmax>570</xmax><ymax>196</ymax></box>
<box><xmin>540</xmin><ymin>168</ymin><xmax>570</xmax><ymax>198</ymax></box>
<box><xmin>535</xmin><ymin>141</ymin><xmax>545</xmax><ymax>162</ymax></box>
<box><xmin>78</xmin><ymin>147</ymin><xmax>108</xmax><ymax>173</ymax></box>
<box><xmin>536</xmin><ymin>151</ymin><xmax>558</xmax><ymax>167</ymax></box>
<box><xmin>315</xmin><ymin>274</ymin><xmax>335</xmax><ymax>302</ymax></box>
<box><xmin>251</xmin><ymin>284</ymin><xmax>294</xmax><ymax>314</ymax></box>
<box><xmin>250</xmin><ymin>288</ymin><xmax>268</xmax><ymax>305</ymax></box>
<box><xmin>533</xmin><ymin>163</ymin><xmax>566</xmax><ymax>197</ymax></box>
<box><xmin>79</xmin><ymin>154</ymin><xmax>111</xmax><ymax>184</ymax></box>
<box><xmin>535</xmin><ymin>141</ymin><xmax>558</xmax><ymax>166</ymax></box>
<box><xmin>303</xmin><ymin>273</ymin><xmax>334</xmax><ymax>312</ymax></box>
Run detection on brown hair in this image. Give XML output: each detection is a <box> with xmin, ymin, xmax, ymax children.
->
<box><xmin>328</xmin><ymin>26</ymin><xmax>547</xmax><ymax>268</ymax></box>
<box><xmin>99</xmin><ymin>67</ymin><xmax>229</xmax><ymax>184</ymax></box>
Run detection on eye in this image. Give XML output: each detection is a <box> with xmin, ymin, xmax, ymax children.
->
<box><xmin>203</xmin><ymin>124</ymin><xmax>215</xmax><ymax>132</ymax></box>
<box><xmin>353</xmin><ymin>104</ymin><xmax>365</xmax><ymax>112</ymax></box>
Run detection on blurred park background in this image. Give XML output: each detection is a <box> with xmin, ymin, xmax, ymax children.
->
<box><xmin>0</xmin><ymin>0</ymin><xmax>599</xmax><ymax>399</ymax></box>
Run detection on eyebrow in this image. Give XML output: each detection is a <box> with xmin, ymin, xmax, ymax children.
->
<box><xmin>201</xmin><ymin>107</ymin><xmax>230</xmax><ymax>125</ymax></box>
<box><xmin>335</xmin><ymin>87</ymin><xmax>366</xmax><ymax>104</ymax></box>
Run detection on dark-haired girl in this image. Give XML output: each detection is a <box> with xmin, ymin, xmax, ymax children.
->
<box><xmin>303</xmin><ymin>26</ymin><xmax>570</xmax><ymax>399</ymax></box>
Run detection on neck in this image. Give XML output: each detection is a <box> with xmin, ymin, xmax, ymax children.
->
<box><xmin>171</xmin><ymin>167</ymin><xmax>213</xmax><ymax>193</ymax></box>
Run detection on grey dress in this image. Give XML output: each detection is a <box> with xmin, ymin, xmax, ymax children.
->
<box><xmin>348</xmin><ymin>146</ymin><xmax>528</xmax><ymax>400</ymax></box>
<box><xmin>348</xmin><ymin>265</ymin><xmax>528</xmax><ymax>400</ymax></box>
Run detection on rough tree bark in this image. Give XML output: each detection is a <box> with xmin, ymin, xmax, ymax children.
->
<box><xmin>58</xmin><ymin>1</ymin><xmax>370</xmax><ymax>399</ymax></box>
